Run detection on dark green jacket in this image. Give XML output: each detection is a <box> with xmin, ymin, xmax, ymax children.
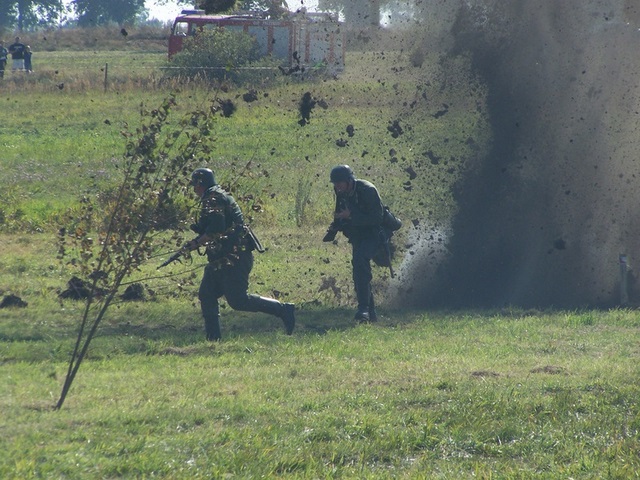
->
<box><xmin>334</xmin><ymin>179</ymin><xmax>384</xmax><ymax>241</ymax></box>
<box><xmin>195</xmin><ymin>185</ymin><xmax>245</xmax><ymax>262</ymax></box>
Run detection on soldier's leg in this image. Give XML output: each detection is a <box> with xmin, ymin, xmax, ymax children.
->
<box><xmin>223</xmin><ymin>252</ymin><xmax>295</xmax><ymax>335</ymax></box>
<box><xmin>352</xmin><ymin>236</ymin><xmax>379</xmax><ymax>321</ymax></box>
<box><xmin>368</xmin><ymin>292</ymin><xmax>377</xmax><ymax>322</ymax></box>
<box><xmin>199</xmin><ymin>264</ymin><xmax>224</xmax><ymax>341</ymax></box>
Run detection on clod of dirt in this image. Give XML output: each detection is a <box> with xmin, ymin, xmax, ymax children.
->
<box><xmin>298</xmin><ymin>92</ymin><xmax>316</xmax><ymax>126</ymax></box>
<box><xmin>218</xmin><ymin>99</ymin><xmax>236</xmax><ymax>117</ymax></box>
<box><xmin>59</xmin><ymin>276</ymin><xmax>106</xmax><ymax>300</ymax></box>
<box><xmin>318</xmin><ymin>276</ymin><xmax>342</xmax><ymax>300</ymax></box>
<box><xmin>405</xmin><ymin>166</ymin><xmax>418</xmax><ymax>180</ymax></box>
<box><xmin>120</xmin><ymin>283</ymin><xmax>145</xmax><ymax>301</ymax></box>
<box><xmin>242</xmin><ymin>90</ymin><xmax>258</xmax><ymax>102</ymax></box>
<box><xmin>346</xmin><ymin>124</ymin><xmax>355</xmax><ymax>137</ymax></box>
<box><xmin>432</xmin><ymin>104</ymin><xmax>449</xmax><ymax>118</ymax></box>
<box><xmin>423</xmin><ymin>150</ymin><xmax>440</xmax><ymax>165</ymax></box>
<box><xmin>0</xmin><ymin>294</ymin><xmax>28</xmax><ymax>308</ymax></box>
<box><xmin>387</xmin><ymin>119</ymin><xmax>403</xmax><ymax>138</ymax></box>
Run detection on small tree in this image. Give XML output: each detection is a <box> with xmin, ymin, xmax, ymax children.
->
<box><xmin>55</xmin><ymin>94</ymin><xmax>219</xmax><ymax>410</ymax></box>
<box><xmin>168</xmin><ymin>28</ymin><xmax>264</xmax><ymax>83</ymax></box>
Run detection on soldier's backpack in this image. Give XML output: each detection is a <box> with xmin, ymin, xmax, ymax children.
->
<box><xmin>382</xmin><ymin>205</ymin><xmax>402</xmax><ymax>232</ymax></box>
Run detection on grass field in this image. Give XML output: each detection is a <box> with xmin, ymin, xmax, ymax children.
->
<box><xmin>2</xmin><ymin>305</ymin><xmax>639</xmax><ymax>478</ymax></box>
<box><xmin>1</xmin><ymin>29</ymin><xmax>639</xmax><ymax>479</ymax></box>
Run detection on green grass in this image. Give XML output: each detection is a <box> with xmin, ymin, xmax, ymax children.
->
<box><xmin>1</xmin><ymin>54</ymin><xmax>486</xmax><ymax>234</ymax></box>
<box><xmin>2</xmin><ymin>306</ymin><xmax>639</xmax><ymax>478</ymax></box>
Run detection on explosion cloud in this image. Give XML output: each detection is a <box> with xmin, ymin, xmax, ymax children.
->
<box><xmin>399</xmin><ymin>0</ymin><xmax>640</xmax><ymax>308</ymax></box>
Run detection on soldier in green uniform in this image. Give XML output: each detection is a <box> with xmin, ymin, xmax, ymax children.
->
<box><xmin>323</xmin><ymin>165</ymin><xmax>384</xmax><ymax>322</ymax></box>
<box><xmin>187</xmin><ymin>168</ymin><xmax>295</xmax><ymax>341</ymax></box>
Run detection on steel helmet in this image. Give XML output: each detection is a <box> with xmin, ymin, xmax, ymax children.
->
<box><xmin>190</xmin><ymin>168</ymin><xmax>216</xmax><ymax>188</ymax></box>
<box><xmin>330</xmin><ymin>164</ymin><xmax>354</xmax><ymax>183</ymax></box>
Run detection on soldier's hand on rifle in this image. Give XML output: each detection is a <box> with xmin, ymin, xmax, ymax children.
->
<box><xmin>335</xmin><ymin>208</ymin><xmax>351</xmax><ymax>221</ymax></box>
<box><xmin>158</xmin><ymin>235</ymin><xmax>203</xmax><ymax>269</ymax></box>
<box><xmin>185</xmin><ymin>238</ymin><xmax>199</xmax><ymax>251</ymax></box>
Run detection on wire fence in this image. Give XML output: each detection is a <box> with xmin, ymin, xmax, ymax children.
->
<box><xmin>0</xmin><ymin>49</ymin><xmax>323</xmax><ymax>93</ymax></box>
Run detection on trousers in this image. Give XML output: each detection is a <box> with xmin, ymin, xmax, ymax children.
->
<box><xmin>351</xmin><ymin>234</ymin><xmax>381</xmax><ymax>312</ymax></box>
<box><xmin>198</xmin><ymin>251</ymin><xmax>287</xmax><ymax>339</ymax></box>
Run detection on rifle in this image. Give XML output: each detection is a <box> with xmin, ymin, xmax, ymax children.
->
<box><xmin>323</xmin><ymin>192</ymin><xmax>349</xmax><ymax>242</ymax></box>
<box><xmin>157</xmin><ymin>234</ymin><xmax>204</xmax><ymax>269</ymax></box>
<box><xmin>157</xmin><ymin>228</ymin><xmax>245</xmax><ymax>269</ymax></box>
<box><xmin>380</xmin><ymin>229</ymin><xmax>395</xmax><ymax>279</ymax></box>
<box><xmin>157</xmin><ymin>246</ymin><xmax>189</xmax><ymax>269</ymax></box>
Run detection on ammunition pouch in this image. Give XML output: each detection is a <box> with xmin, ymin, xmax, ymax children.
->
<box><xmin>204</xmin><ymin>224</ymin><xmax>263</xmax><ymax>262</ymax></box>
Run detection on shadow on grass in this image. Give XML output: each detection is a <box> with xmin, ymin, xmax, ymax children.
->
<box><xmin>3</xmin><ymin>301</ymin><xmax>578</xmax><ymax>364</ymax></box>
<box><xmin>0</xmin><ymin>302</ymin><xmax>384</xmax><ymax>361</ymax></box>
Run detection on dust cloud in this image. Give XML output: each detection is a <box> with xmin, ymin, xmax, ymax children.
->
<box><xmin>396</xmin><ymin>0</ymin><xmax>640</xmax><ymax>308</ymax></box>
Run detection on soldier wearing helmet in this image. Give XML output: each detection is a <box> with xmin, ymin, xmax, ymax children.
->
<box><xmin>323</xmin><ymin>164</ymin><xmax>384</xmax><ymax>322</ymax></box>
<box><xmin>186</xmin><ymin>167</ymin><xmax>296</xmax><ymax>340</ymax></box>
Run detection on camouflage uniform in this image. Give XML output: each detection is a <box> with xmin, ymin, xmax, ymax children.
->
<box><xmin>194</xmin><ymin>185</ymin><xmax>295</xmax><ymax>340</ymax></box>
<box><xmin>332</xmin><ymin>178</ymin><xmax>384</xmax><ymax>321</ymax></box>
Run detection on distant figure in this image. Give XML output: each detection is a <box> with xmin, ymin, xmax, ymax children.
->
<box><xmin>0</xmin><ymin>41</ymin><xmax>8</xmax><ymax>78</ymax></box>
<box><xmin>23</xmin><ymin>45</ymin><xmax>32</xmax><ymax>73</ymax></box>
<box><xmin>8</xmin><ymin>36</ymin><xmax>25</xmax><ymax>71</ymax></box>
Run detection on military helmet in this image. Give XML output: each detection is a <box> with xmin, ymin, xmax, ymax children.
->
<box><xmin>190</xmin><ymin>168</ymin><xmax>216</xmax><ymax>188</ymax></box>
<box><xmin>330</xmin><ymin>164</ymin><xmax>354</xmax><ymax>183</ymax></box>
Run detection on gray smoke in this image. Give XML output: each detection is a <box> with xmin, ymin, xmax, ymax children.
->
<box><xmin>402</xmin><ymin>0</ymin><xmax>640</xmax><ymax>308</ymax></box>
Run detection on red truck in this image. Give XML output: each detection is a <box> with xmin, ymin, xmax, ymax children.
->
<box><xmin>168</xmin><ymin>9</ymin><xmax>346</xmax><ymax>73</ymax></box>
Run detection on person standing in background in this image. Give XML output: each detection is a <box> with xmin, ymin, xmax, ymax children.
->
<box><xmin>23</xmin><ymin>45</ymin><xmax>32</xmax><ymax>73</ymax></box>
<box><xmin>8</xmin><ymin>36</ymin><xmax>25</xmax><ymax>71</ymax></box>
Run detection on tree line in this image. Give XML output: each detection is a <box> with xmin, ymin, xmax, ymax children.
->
<box><xmin>0</xmin><ymin>0</ymin><xmax>406</xmax><ymax>31</ymax></box>
<box><xmin>0</xmin><ymin>0</ymin><xmax>280</xmax><ymax>30</ymax></box>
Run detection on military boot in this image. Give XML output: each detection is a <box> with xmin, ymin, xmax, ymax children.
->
<box><xmin>354</xmin><ymin>308</ymin><xmax>370</xmax><ymax>323</ymax></box>
<box><xmin>203</xmin><ymin>314</ymin><xmax>221</xmax><ymax>341</ymax></box>
<box><xmin>368</xmin><ymin>293</ymin><xmax>377</xmax><ymax>322</ymax></box>
<box><xmin>253</xmin><ymin>296</ymin><xmax>296</xmax><ymax>335</ymax></box>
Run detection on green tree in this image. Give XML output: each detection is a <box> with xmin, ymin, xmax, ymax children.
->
<box><xmin>319</xmin><ymin>0</ymin><xmax>381</xmax><ymax>28</ymax></box>
<box><xmin>0</xmin><ymin>0</ymin><xmax>65</xmax><ymax>30</ymax></box>
<box><xmin>236</xmin><ymin>0</ymin><xmax>288</xmax><ymax>17</ymax></box>
<box><xmin>197</xmin><ymin>0</ymin><xmax>236</xmax><ymax>14</ymax></box>
<box><xmin>168</xmin><ymin>28</ymin><xmax>264</xmax><ymax>83</ymax></box>
<box><xmin>73</xmin><ymin>0</ymin><xmax>146</xmax><ymax>26</ymax></box>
